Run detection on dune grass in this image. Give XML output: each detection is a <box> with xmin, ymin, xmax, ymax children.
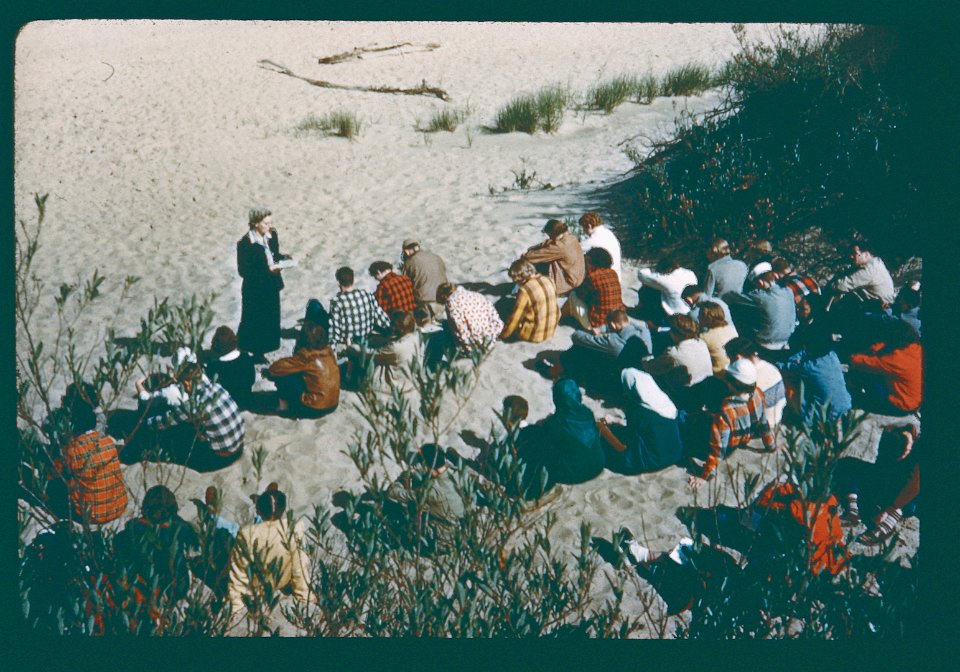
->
<box><xmin>632</xmin><ymin>73</ymin><xmax>660</xmax><ymax>104</ymax></box>
<box><xmin>587</xmin><ymin>75</ymin><xmax>638</xmax><ymax>114</ymax></box>
<box><xmin>494</xmin><ymin>84</ymin><xmax>569</xmax><ymax>134</ymax></box>
<box><xmin>416</xmin><ymin>107</ymin><xmax>469</xmax><ymax>133</ymax></box>
<box><xmin>297</xmin><ymin>110</ymin><xmax>363</xmax><ymax>139</ymax></box>
<box><xmin>659</xmin><ymin>63</ymin><xmax>714</xmax><ymax>97</ymax></box>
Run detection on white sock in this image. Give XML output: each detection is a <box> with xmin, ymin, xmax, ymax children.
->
<box><xmin>626</xmin><ymin>540</ymin><xmax>649</xmax><ymax>564</ymax></box>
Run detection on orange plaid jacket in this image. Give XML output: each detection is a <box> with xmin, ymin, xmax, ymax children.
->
<box><xmin>62</xmin><ymin>431</ymin><xmax>128</xmax><ymax>525</ymax></box>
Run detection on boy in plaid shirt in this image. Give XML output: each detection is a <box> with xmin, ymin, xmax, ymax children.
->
<box><xmin>328</xmin><ymin>266</ymin><xmax>391</xmax><ymax>348</ymax></box>
<box><xmin>772</xmin><ymin>257</ymin><xmax>820</xmax><ymax>304</ymax></box>
<box><xmin>689</xmin><ymin>358</ymin><xmax>775</xmax><ymax>490</ymax></box>
<box><xmin>369</xmin><ymin>260</ymin><xmax>416</xmax><ymax>316</ymax></box>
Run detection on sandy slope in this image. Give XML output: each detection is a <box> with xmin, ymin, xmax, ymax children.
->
<box><xmin>17</xmin><ymin>22</ymin><xmax>874</xmax><ymax>633</ymax></box>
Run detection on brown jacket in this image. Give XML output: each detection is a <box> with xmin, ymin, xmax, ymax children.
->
<box><xmin>268</xmin><ymin>347</ymin><xmax>340</xmax><ymax>411</ymax></box>
<box><xmin>522</xmin><ymin>233</ymin><xmax>585</xmax><ymax>295</ymax></box>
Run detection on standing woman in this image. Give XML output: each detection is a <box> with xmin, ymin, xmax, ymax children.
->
<box><xmin>237</xmin><ymin>208</ymin><xmax>291</xmax><ymax>362</ymax></box>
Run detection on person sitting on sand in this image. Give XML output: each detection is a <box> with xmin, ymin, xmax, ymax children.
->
<box><xmin>562</xmin><ymin>247</ymin><xmax>625</xmax><ymax>332</ymax></box>
<box><xmin>643</xmin><ymin>314</ymin><xmax>713</xmax><ymax>388</ymax></box>
<box><xmin>703</xmin><ymin>237</ymin><xmax>748</xmax><ymax>298</ymax></box>
<box><xmin>325</xmin><ymin>266</ymin><xmax>391</xmax><ymax>350</ymax></box>
<box><xmin>401</xmin><ymin>239</ymin><xmax>449</xmax><ymax>319</ymax></box>
<box><xmin>203</xmin><ymin>326</ymin><xmax>255</xmax><ymax>409</ymax></box>
<box><xmin>520</xmin><ymin>219</ymin><xmax>585</xmax><ymax>297</ymax></box>
<box><xmin>227</xmin><ymin>486</ymin><xmax>314</xmax><ymax>617</ymax></box>
<box><xmin>46</xmin><ymin>382</ymin><xmax>128</xmax><ymax>525</ymax></box>
<box><xmin>847</xmin><ymin>318</ymin><xmax>922</xmax><ymax>417</ymax></box>
<box><xmin>682</xmin><ymin>283</ymin><xmax>734</xmax><ymax>326</ymax></box>
<box><xmin>264</xmin><ymin>322</ymin><xmax>340</xmax><ymax>417</ymax></box>
<box><xmin>828</xmin><ymin>241</ymin><xmax>896</xmax><ymax>310</ymax></box>
<box><xmin>636</xmin><ymin>252</ymin><xmax>698</xmax><ymax>325</ymax></box>
<box><xmin>124</xmin><ymin>363</ymin><xmax>244</xmax><ymax>471</ymax></box>
<box><xmin>369</xmin><ymin>260</ymin><xmax>416</xmax><ymax>316</ymax></box>
<box><xmin>777</xmin><ymin>327</ymin><xmax>852</xmax><ymax>426</ymax></box>
<box><xmin>542</xmin><ymin>309</ymin><xmax>652</xmax><ymax>391</ymax></box>
<box><xmin>386</xmin><ymin>443</ymin><xmax>466</xmax><ymax>537</ymax></box>
<box><xmin>370</xmin><ymin>310</ymin><xmax>421</xmax><ymax>389</ymax></box>
<box><xmin>578</xmin><ymin>211</ymin><xmax>622</xmax><ymax>281</ymax></box>
<box><xmin>725</xmin><ymin>337</ymin><xmax>786</xmax><ymax>431</ymax></box>
<box><xmin>515</xmin><ymin>379</ymin><xmax>606</xmax><ymax>495</ymax></box>
<box><xmin>688</xmin><ymin>359</ymin><xmax>775</xmax><ymax>491</ymax></box>
<box><xmin>697</xmin><ymin>301</ymin><xmax>739</xmax><ymax>375</ymax></box>
<box><xmin>597</xmin><ymin>368</ymin><xmax>684</xmax><ymax>475</ymax></box>
<box><xmin>499</xmin><ymin>259</ymin><xmax>559</xmax><ymax>343</ymax></box>
<box><xmin>725</xmin><ymin>262</ymin><xmax>797</xmax><ymax>361</ymax></box>
<box><xmin>113</xmin><ymin>485</ymin><xmax>200</xmax><ymax>627</ymax></box>
<box><xmin>437</xmin><ymin>282</ymin><xmax>504</xmax><ymax>351</ymax></box>
<box><xmin>771</xmin><ymin>256</ymin><xmax>821</xmax><ymax>305</ymax></box>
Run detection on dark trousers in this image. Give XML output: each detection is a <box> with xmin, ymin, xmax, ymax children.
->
<box><xmin>109</xmin><ymin>410</ymin><xmax>242</xmax><ymax>472</ymax></box>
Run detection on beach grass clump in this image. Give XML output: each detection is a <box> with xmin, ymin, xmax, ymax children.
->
<box><xmin>632</xmin><ymin>73</ymin><xmax>660</xmax><ymax>104</ymax></box>
<box><xmin>659</xmin><ymin>63</ymin><xmax>714</xmax><ymax>97</ymax></box>
<box><xmin>416</xmin><ymin>107</ymin><xmax>469</xmax><ymax>133</ymax></box>
<box><xmin>494</xmin><ymin>84</ymin><xmax>569</xmax><ymax>134</ymax></box>
<box><xmin>297</xmin><ymin>110</ymin><xmax>363</xmax><ymax>139</ymax></box>
<box><xmin>587</xmin><ymin>75</ymin><xmax>638</xmax><ymax>114</ymax></box>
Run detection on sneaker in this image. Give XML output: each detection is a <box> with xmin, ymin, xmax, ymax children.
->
<box><xmin>840</xmin><ymin>495</ymin><xmax>861</xmax><ymax>527</ymax></box>
<box><xmin>616</xmin><ymin>528</ymin><xmax>649</xmax><ymax>564</ymax></box>
<box><xmin>668</xmin><ymin>537</ymin><xmax>694</xmax><ymax>564</ymax></box>
<box><xmin>858</xmin><ymin>508</ymin><xmax>902</xmax><ymax>546</ymax></box>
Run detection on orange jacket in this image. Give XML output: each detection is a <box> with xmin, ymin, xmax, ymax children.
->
<box><xmin>757</xmin><ymin>482</ymin><xmax>846</xmax><ymax>575</ymax></box>
<box><xmin>849</xmin><ymin>342</ymin><xmax>922</xmax><ymax>412</ymax></box>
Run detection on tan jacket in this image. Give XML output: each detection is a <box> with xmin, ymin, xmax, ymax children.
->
<box><xmin>228</xmin><ymin>518</ymin><xmax>312</xmax><ymax>614</ymax></box>
<box><xmin>268</xmin><ymin>347</ymin><xmax>340</xmax><ymax>410</ymax></box>
<box><xmin>522</xmin><ymin>233</ymin><xmax>585</xmax><ymax>296</ymax></box>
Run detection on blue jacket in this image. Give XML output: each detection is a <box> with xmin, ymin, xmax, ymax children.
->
<box><xmin>779</xmin><ymin>349</ymin><xmax>852</xmax><ymax>423</ymax></box>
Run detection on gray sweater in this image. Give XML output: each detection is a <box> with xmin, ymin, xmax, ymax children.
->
<box><xmin>704</xmin><ymin>255</ymin><xmax>748</xmax><ymax>297</ymax></box>
<box><xmin>726</xmin><ymin>285</ymin><xmax>797</xmax><ymax>347</ymax></box>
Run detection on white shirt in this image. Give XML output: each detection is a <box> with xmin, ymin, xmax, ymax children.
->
<box><xmin>581</xmin><ymin>225</ymin><xmax>622</xmax><ymax>281</ymax></box>
<box><xmin>248</xmin><ymin>229</ymin><xmax>276</xmax><ymax>267</ymax></box>
<box><xmin>637</xmin><ymin>267</ymin><xmax>698</xmax><ymax>316</ymax></box>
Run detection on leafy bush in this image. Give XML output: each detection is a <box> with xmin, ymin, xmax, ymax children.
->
<box><xmin>493</xmin><ymin>84</ymin><xmax>569</xmax><ymax>134</ymax></box>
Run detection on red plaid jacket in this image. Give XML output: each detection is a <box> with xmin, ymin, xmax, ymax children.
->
<box><xmin>703</xmin><ymin>388</ymin><xmax>774</xmax><ymax>479</ymax></box>
<box><xmin>583</xmin><ymin>267</ymin><xmax>625</xmax><ymax>327</ymax></box>
<box><xmin>779</xmin><ymin>273</ymin><xmax>820</xmax><ymax>304</ymax></box>
<box><xmin>62</xmin><ymin>431</ymin><xmax>128</xmax><ymax>525</ymax></box>
<box><xmin>375</xmin><ymin>271</ymin><xmax>416</xmax><ymax>316</ymax></box>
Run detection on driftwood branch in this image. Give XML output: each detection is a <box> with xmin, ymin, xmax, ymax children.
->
<box><xmin>317</xmin><ymin>42</ymin><xmax>441</xmax><ymax>65</ymax></box>
<box><xmin>258</xmin><ymin>59</ymin><xmax>451</xmax><ymax>101</ymax></box>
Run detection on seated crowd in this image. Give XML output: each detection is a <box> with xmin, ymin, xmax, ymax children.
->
<box><xmin>26</xmin><ymin>213</ymin><xmax>921</xmax><ymax>623</ymax></box>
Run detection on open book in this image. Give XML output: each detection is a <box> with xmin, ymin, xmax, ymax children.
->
<box><xmin>273</xmin><ymin>258</ymin><xmax>297</xmax><ymax>270</ymax></box>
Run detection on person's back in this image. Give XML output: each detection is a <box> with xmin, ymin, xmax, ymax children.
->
<box><xmin>737</xmin><ymin>283</ymin><xmax>797</xmax><ymax>348</ymax></box>
<box><xmin>62</xmin><ymin>430</ymin><xmax>128</xmax><ymax>525</ymax></box>
<box><xmin>501</xmin><ymin>264</ymin><xmax>559</xmax><ymax>343</ymax></box>
<box><xmin>268</xmin><ymin>325</ymin><xmax>341</xmax><ymax>414</ymax></box>
<box><xmin>782</xmin><ymin>348</ymin><xmax>852</xmax><ymax>423</ymax></box>
<box><xmin>540</xmin><ymin>379</ymin><xmax>605</xmax><ymax>485</ymax></box>
<box><xmin>705</xmin><ymin>254</ymin><xmax>748</xmax><ymax>298</ymax></box>
<box><xmin>402</xmin><ymin>244</ymin><xmax>449</xmax><ymax>306</ymax></box>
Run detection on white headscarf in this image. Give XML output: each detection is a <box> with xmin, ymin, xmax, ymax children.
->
<box><xmin>621</xmin><ymin>368</ymin><xmax>678</xmax><ymax>420</ymax></box>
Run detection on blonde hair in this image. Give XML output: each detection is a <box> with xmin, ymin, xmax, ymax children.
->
<box><xmin>509</xmin><ymin>259</ymin><xmax>538</xmax><ymax>283</ymax></box>
<box><xmin>698</xmin><ymin>302</ymin><xmax>728</xmax><ymax>330</ymax></box>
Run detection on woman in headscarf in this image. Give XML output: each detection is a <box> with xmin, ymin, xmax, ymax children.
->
<box><xmin>598</xmin><ymin>368</ymin><xmax>684</xmax><ymax>474</ymax></box>
<box><xmin>527</xmin><ymin>378</ymin><xmax>606</xmax><ymax>488</ymax></box>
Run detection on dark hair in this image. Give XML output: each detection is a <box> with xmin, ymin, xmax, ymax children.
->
<box><xmin>681</xmin><ymin>284</ymin><xmax>704</xmax><ymax>300</ymax></box>
<box><xmin>896</xmin><ymin>286</ymin><xmax>921</xmax><ymax>310</ymax></box>
<box><xmin>413</xmin><ymin>304</ymin><xmax>432</xmax><ymax>326</ymax></box>
<box><xmin>390</xmin><ymin>311</ymin><xmax>416</xmax><ymax>338</ymax></box>
<box><xmin>543</xmin><ymin>219</ymin><xmax>568</xmax><ymax>237</ymax></box>
<box><xmin>669</xmin><ymin>313</ymin><xmax>699</xmax><ymax>341</ymax></box>
<box><xmin>369</xmin><ymin>260</ymin><xmax>392</xmax><ymax>277</ymax></box>
<box><xmin>502</xmin><ymin>395</ymin><xmax>530</xmax><ymax>424</ymax></box>
<box><xmin>335</xmin><ymin>266</ymin><xmax>354</xmax><ymax>287</ymax></box>
<box><xmin>724</xmin><ymin>336</ymin><xmax>758</xmax><ymax>360</ymax></box>
<box><xmin>698</xmin><ymin>302</ymin><xmax>728</xmax><ymax>330</ymax></box>
<box><xmin>771</xmin><ymin>257</ymin><xmax>794</xmax><ymax>275</ymax></box>
<box><xmin>655</xmin><ymin>253</ymin><xmax>681</xmax><ymax>274</ymax></box>
<box><xmin>256</xmin><ymin>489</ymin><xmax>287</xmax><ymax>521</ymax></box>
<box><xmin>299</xmin><ymin>323</ymin><xmax>330</xmax><ymax>350</ymax></box>
<box><xmin>436</xmin><ymin>282</ymin><xmax>457</xmax><ymax>304</ymax></box>
<box><xmin>176</xmin><ymin>362</ymin><xmax>203</xmax><ymax>385</ymax></box>
<box><xmin>65</xmin><ymin>382</ymin><xmax>98</xmax><ymax>435</ymax></box>
<box><xmin>210</xmin><ymin>325</ymin><xmax>238</xmax><ymax>356</ymax></box>
<box><xmin>883</xmin><ymin>318</ymin><xmax>919</xmax><ymax>351</ymax></box>
<box><xmin>142</xmin><ymin>485</ymin><xmax>178</xmax><ymax>524</ymax></box>
<box><xmin>417</xmin><ymin>443</ymin><xmax>446</xmax><ymax>470</ymax></box>
<box><xmin>585</xmin><ymin>247</ymin><xmax>613</xmax><ymax>269</ymax></box>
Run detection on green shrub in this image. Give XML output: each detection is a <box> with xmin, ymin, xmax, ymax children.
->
<box><xmin>493</xmin><ymin>84</ymin><xmax>569</xmax><ymax>134</ymax></box>
<box><xmin>632</xmin><ymin>73</ymin><xmax>659</xmax><ymax>104</ymax></box>
<box><xmin>659</xmin><ymin>63</ymin><xmax>713</xmax><ymax>97</ymax></box>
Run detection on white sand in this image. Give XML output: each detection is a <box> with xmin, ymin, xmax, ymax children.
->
<box><xmin>17</xmin><ymin>22</ymin><xmax>856</xmax><ymax>633</ymax></box>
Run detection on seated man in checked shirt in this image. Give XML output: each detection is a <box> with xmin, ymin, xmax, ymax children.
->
<box><xmin>326</xmin><ymin>266</ymin><xmax>392</xmax><ymax>350</ymax></box>
<box><xmin>369</xmin><ymin>260</ymin><xmax>416</xmax><ymax>316</ymax></box>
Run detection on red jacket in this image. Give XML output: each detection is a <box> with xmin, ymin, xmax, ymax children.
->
<box><xmin>849</xmin><ymin>342</ymin><xmax>922</xmax><ymax>412</ymax></box>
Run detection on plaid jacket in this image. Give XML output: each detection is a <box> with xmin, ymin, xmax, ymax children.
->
<box><xmin>703</xmin><ymin>387</ymin><xmax>774</xmax><ymax>478</ymax></box>
<box><xmin>147</xmin><ymin>380</ymin><xmax>244</xmax><ymax>455</ymax></box>
<box><xmin>582</xmin><ymin>267</ymin><xmax>625</xmax><ymax>327</ymax></box>
<box><xmin>779</xmin><ymin>273</ymin><xmax>821</xmax><ymax>304</ymax></box>
<box><xmin>329</xmin><ymin>288</ymin><xmax>391</xmax><ymax>346</ymax></box>
<box><xmin>501</xmin><ymin>274</ymin><xmax>559</xmax><ymax>343</ymax></box>
<box><xmin>375</xmin><ymin>272</ymin><xmax>416</xmax><ymax>316</ymax></box>
<box><xmin>62</xmin><ymin>431</ymin><xmax>128</xmax><ymax>524</ymax></box>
